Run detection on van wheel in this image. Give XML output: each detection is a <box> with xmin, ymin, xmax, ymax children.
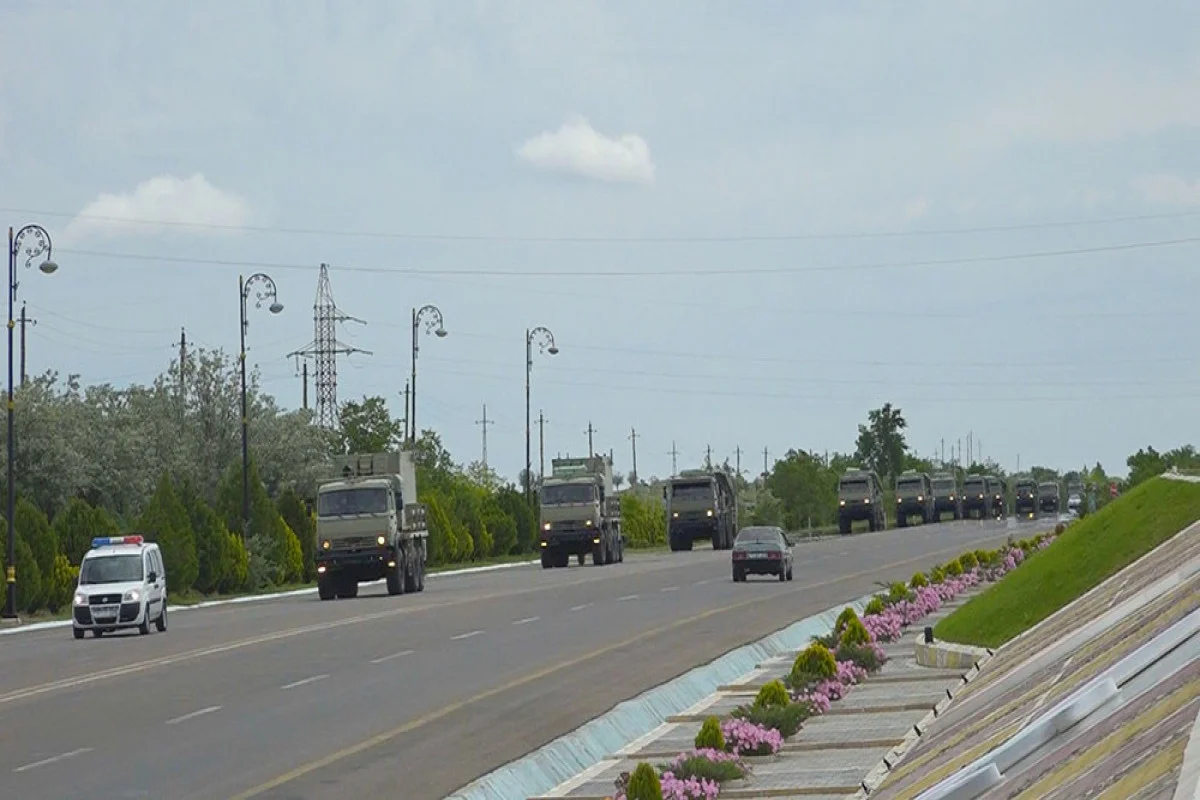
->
<box><xmin>155</xmin><ymin>604</ymin><xmax>167</xmax><ymax>632</ymax></box>
<box><xmin>73</xmin><ymin>627</ymin><xmax>85</xmax><ymax>640</ymax></box>
<box><xmin>138</xmin><ymin>606</ymin><xmax>151</xmax><ymax>636</ymax></box>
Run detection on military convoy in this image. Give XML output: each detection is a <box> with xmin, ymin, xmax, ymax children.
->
<box><xmin>1038</xmin><ymin>480</ymin><xmax>1061</xmax><ymax>514</ymax></box>
<box><xmin>931</xmin><ymin>472</ymin><xmax>962</xmax><ymax>521</ymax></box>
<box><xmin>539</xmin><ymin>455</ymin><xmax>624</xmax><ymax>568</ymax></box>
<box><xmin>314</xmin><ymin>451</ymin><xmax>428</xmax><ymax>601</ymax></box>
<box><xmin>1013</xmin><ymin>476</ymin><xmax>1038</xmax><ymax>518</ymax></box>
<box><xmin>664</xmin><ymin>469</ymin><xmax>738</xmax><ymax>551</ymax></box>
<box><xmin>987</xmin><ymin>476</ymin><xmax>1008</xmax><ymax>518</ymax></box>
<box><xmin>895</xmin><ymin>471</ymin><xmax>934</xmax><ymax>527</ymax></box>
<box><xmin>961</xmin><ymin>474</ymin><xmax>988</xmax><ymax>519</ymax></box>
<box><xmin>838</xmin><ymin>468</ymin><xmax>886</xmax><ymax>533</ymax></box>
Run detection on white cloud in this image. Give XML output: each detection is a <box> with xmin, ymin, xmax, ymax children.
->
<box><xmin>65</xmin><ymin>173</ymin><xmax>253</xmax><ymax>240</ymax></box>
<box><xmin>516</xmin><ymin>116</ymin><xmax>655</xmax><ymax>185</ymax></box>
<box><xmin>1132</xmin><ymin>173</ymin><xmax>1200</xmax><ymax>207</ymax></box>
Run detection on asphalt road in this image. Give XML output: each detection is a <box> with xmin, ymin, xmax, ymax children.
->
<box><xmin>0</xmin><ymin>517</ymin><xmax>1047</xmax><ymax>800</ymax></box>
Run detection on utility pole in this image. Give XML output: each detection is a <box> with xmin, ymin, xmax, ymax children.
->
<box><xmin>735</xmin><ymin>445</ymin><xmax>742</xmax><ymax>477</ymax></box>
<box><xmin>1017</xmin><ymin>453</ymin><xmax>1021</xmax><ymax>473</ymax></box>
<box><xmin>668</xmin><ymin>441</ymin><xmax>679</xmax><ymax>477</ymax></box>
<box><xmin>17</xmin><ymin>303</ymin><xmax>36</xmax><ymax>386</ymax></box>
<box><xmin>475</xmin><ymin>403</ymin><xmax>492</xmax><ymax>474</ymax></box>
<box><xmin>940</xmin><ymin>438</ymin><xmax>945</xmax><ymax>466</ymax></box>
<box><xmin>538</xmin><ymin>410</ymin><xmax>547</xmax><ymax>483</ymax></box>
<box><xmin>763</xmin><ymin>446</ymin><xmax>769</xmax><ymax>478</ymax></box>
<box><xmin>628</xmin><ymin>427</ymin><xmax>639</xmax><ymax>485</ymax></box>
<box><xmin>176</xmin><ymin>327</ymin><xmax>187</xmax><ymax>419</ymax></box>
<box><xmin>705</xmin><ymin>444</ymin><xmax>712</xmax><ymax>470</ymax></box>
<box><xmin>585</xmin><ymin>421</ymin><xmax>596</xmax><ymax>455</ymax></box>
<box><xmin>301</xmin><ymin>362</ymin><xmax>309</xmax><ymax>410</ymax></box>
<box><xmin>401</xmin><ymin>381</ymin><xmax>410</xmax><ymax>443</ymax></box>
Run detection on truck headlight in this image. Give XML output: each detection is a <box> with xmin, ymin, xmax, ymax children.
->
<box><xmin>123</xmin><ymin>589</ymin><xmax>140</xmax><ymax>603</ymax></box>
<box><xmin>917</xmin><ymin>496</ymin><xmax>923</xmax><ymax>501</ymax></box>
<box><xmin>706</xmin><ymin>509</ymin><xmax>713</xmax><ymax>517</ymax></box>
<box><xmin>672</xmin><ymin>512</ymin><xmax>679</xmax><ymax>518</ymax></box>
<box><xmin>377</xmin><ymin>535</ymin><xmax>386</xmax><ymax>546</ymax></box>
<box><xmin>322</xmin><ymin>540</ymin><xmax>331</xmax><ymax>550</ymax></box>
<box><xmin>585</xmin><ymin>519</ymin><xmax>593</xmax><ymax>527</ymax></box>
<box><xmin>543</xmin><ymin>522</ymin><xmax>551</xmax><ymax>531</ymax></box>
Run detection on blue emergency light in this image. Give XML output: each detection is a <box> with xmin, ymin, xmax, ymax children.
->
<box><xmin>91</xmin><ymin>535</ymin><xmax>144</xmax><ymax>548</ymax></box>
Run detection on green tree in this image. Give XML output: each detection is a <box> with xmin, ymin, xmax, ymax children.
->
<box><xmin>17</xmin><ymin>498</ymin><xmax>59</xmax><ymax>610</ymax></box>
<box><xmin>215</xmin><ymin>459</ymin><xmax>302</xmax><ymax>586</ymax></box>
<box><xmin>854</xmin><ymin>403</ymin><xmax>909</xmax><ymax>483</ymax></box>
<box><xmin>337</xmin><ymin>395</ymin><xmax>405</xmax><ymax>454</ymax></box>
<box><xmin>0</xmin><ymin>516</ymin><xmax>42</xmax><ymax>614</ymax></box>
<box><xmin>53</xmin><ymin>497</ymin><xmax>105</xmax><ymax>565</ymax></box>
<box><xmin>276</xmin><ymin>487</ymin><xmax>316</xmax><ymax>581</ymax></box>
<box><xmin>179</xmin><ymin>481</ymin><xmax>237</xmax><ymax>594</ymax></box>
<box><xmin>137</xmin><ymin>473</ymin><xmax>200</xmax><ymax>593</ymax></box>
<box><xmin>494</xmin><ymin>487</ymin><xmax>537</xmax><ymax>553</ymax></box>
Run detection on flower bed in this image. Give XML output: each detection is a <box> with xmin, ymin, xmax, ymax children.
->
<box><xmin>615</xmin><ymin>531</ymin><xmax>1058</xmax><ymax>797</ymax></box>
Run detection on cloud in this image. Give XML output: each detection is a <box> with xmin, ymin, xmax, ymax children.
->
<box><xmin>1132</xmin><ymin>173</ymin><xmax>1200</xmax><ymax>207</ymax></box>
<box><xmin>65</xmin><ymin>173</ymin><xmax>253</xmax><ymax>240</ymax></box>
<box><xmin>516</xmin><ymin>116</ymin><xmax>655</xmax><ymax>185</ymax></box>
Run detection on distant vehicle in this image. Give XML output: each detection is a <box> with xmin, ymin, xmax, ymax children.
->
<box><xmin>1013</xmin><ymin>477</ymin><xmax>1038</xmax><ymax>519</ymax></box>
<box><xmin>664</xmin><ymin>469</ymin><xmax>738</xmax><ymax>552</ymax></box>
<box><xmin>1067</xmin><ymin>493</ymin><xmax>1082</xmax><ymax>514</ymax></box>
<box><xmin>895</xmin><ymin>471</ymin><xmax>934</xmax><ymax>527</ymax></box>
<box><xmin>986</xmin><ymin>475</ymin><xmax>1007</xmax><ymax>519</ymax></box>
<box><xmin>1039</xmin><ymin>481</ymin><xmax>1062</xmax><ymax>514</ymax></box>
<box><xmin>962</xmin><ymin>474</ymin><xmax>988</xmax><ymax>520</ymax></box>
<box><xmin>540</xmin><ymin>455</ymin><xmax>624</xmax><ymax>568</ymax></box>
<box><xmin>315</xmin><ymin>451</ymin><xmax>429</xmax><ymax>600</ymax></box>
<box><xmin>838</xmin><ymin>468</ymin><xmax>886</xmax><ymax>533</ymax></box>
<box><xmin>931</xmin><ymin>472</ymin><xmax>962</xmax><ymax>521</ymax></box>
<box><xmin>731</xmin><ymin>526</ymin><xmax>794</xmax><ymax>582</ymax></box>
<box><xmin>72</xmin><ymin>535</ymin><xmax>168</xmax><ymax>639</ymax></box>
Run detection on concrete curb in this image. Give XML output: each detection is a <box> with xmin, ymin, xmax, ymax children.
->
<box><xmin>1174</xmin><ymin>704</ymin><xmax>1200</xmax><ymax>800</ymax></box>
<box><xmin>914</xmin><ymin>640</ymin><xmax>993</xmax><ymax>670</ymax></box>
<box><xmin>0</xmin><ymin>558</ymin><xmax>540</xmax><ymax>637</ymax></box>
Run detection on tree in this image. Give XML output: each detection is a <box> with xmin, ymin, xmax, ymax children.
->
<box><xmin>276</xmin><ymin>487</ymin><xmax>316</xmax><ymax>582</ymax></box>
<box><xmin>53</xmin><ymin>497</ymin><xmax>116</xmax><ymax>566</ymax></box>
<box><xmin>0</xmin><ymin>516</ymin><xmax>42</xmax><ymax>614</ymax></box>
<box><xmin>215</xmin><ymin>459</ymin><xmax>302</xmax><ymax>587</ymax></box>
<box><xmin>854</xmin><ymin>404</ymin><xmax>908</xmax><ymax>483</ymax></box>
<box><xmin>337</xmin><ymin>395</ymin><xmax>404</xmax><ymax>455</ymax></box>
<box><xmin>17</xmin><ymin>498</ymin><xmax>59</xmax><ymax>610</ymax></box>
<box><xmin>138</xmin><ymin>472</ymin><xmax>200</xmax><ymax>593</ymax></box>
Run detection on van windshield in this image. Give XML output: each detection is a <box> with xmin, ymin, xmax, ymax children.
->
<box><xmin>318</xmin><ymin>487</ymin><xmax>390</xmax><ymax>516</ymax></box>
<box><xmin>80</xmin><ymin>554</ymin><xmax>143</xmax><ymax>585</ymax></box>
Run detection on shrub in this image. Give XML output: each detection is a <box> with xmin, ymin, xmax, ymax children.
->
<box><xmin>732</xmin><ymin>701</ymin><xmax>809</xmax><ymax>738</ymax></box>
<box><xmin>792</xmin><ymin>642</ymin><xmax>837</xmax><ymax>680</ymax></box>
<box><xmin>0</xmin><ymin>517</ymin><xmax>42</xmax><ymax>615</ymax></box>
<box><xmin>138</xmin><ymin>473</ymin><xmax>200</xmax><ymax>593</ymax></box>
<box><xmin>722</xmin><ymin>718</ymin><xmax>784</xmax><ymax>756</ymax></box>
<box><xmin>930</xmin><ymin>565</ymin><xmax>947</xmax><ymax>584</ymax></box>
<box><xmin>837</xmin><ymin>641</ymin><xmax>885</xmax><ymax>673</ymax></box>
<box><xmin>660</xmin><ymin>750</ymin><xmax>745</xmax><ymax>783</ymax></box>
<box><xmin>945</xmin><ymin>559</ymin><xmax>963</xmax><ymax>577</ymax></box>
<box><xmin>17</xmin><ymin>498</ymin><xmax>57</xmax><ymax>610</ymax></box>
<box><xmin>865</xmin><ymin>596</ymin><xmax>886</xmax><ymax>615</ymax></box>
<box><xmin>695</xmin><ymin>716</ymin><xmax>725</xmax><ymax>751</ymax></box>
<box><xmin>811</xmin><ymin>631</ymin><xmax>839</xmax><ymax>649</ymax></box>
<box><xmin>960</xmin><ymin>552</ymin><xmax>978</xmax><ymax>570</ymax></box>
<box><xmin>624</xmin><ymin>762</ymin><xmax>662</xmax><ymax>800</ymax></box>
<box><xmin>1055</xmin><ymin>522</ymin><xmax>1065</xmax><ymax>535</ymax></box>
<box><xmin>839</xmin><ymin>617</ymin><xmax>872</xmax><ymax>647</ymax></box>
<box><xmin>44</xmin><ymin>553</ymin><xmax>77</xmax><ymax>613</ymax></box>
<box><xmin>754</xmin><ymin>680</ymin><xmax>790</xmax><ymax>709</ymax></box>
<box><xmin>888</xmin><ymin>581</ymin><xmax>911</xmax><ymax>604</ymax></box>
<box><xmin>910</xmin><ymin>572</ymin><xmax>928</xmax><ymax>588</ymax></box>
<box><xmin>835</xmin><ymin>606</ymin><xmax>859</xmax><ymax>635</ymax></box>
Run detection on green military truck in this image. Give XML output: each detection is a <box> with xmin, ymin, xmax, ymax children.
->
<box><xmin>961</xmin><ymin>474</ymin><xmax>988</xmax><ymax>520</ymax></box>
<box><xmin>987</xmin><ymin>475</ymin><xmax>1007</xmax><ymax>519</ymax></box>
<box><xmin>314</xmin><ymin>451</ymin><xmax>428</xmax><ymax>601</ymax></box>
<box><xmin>931</xmin><ymin>471</ymin><xmax>962</xmax><ymax>521</ymax></box>
<box><xmin>838</xmin><ymin>468</ymin><xmax>886</xmax><ymax>533</ymax></box>
<box><xmin>895</xmin><ymin>470</ymin><xmax>935</xmax><ymax>527</ymax></box>
<box><xmin>664</xmin><ymin>469</ymin><xmax>738</xmax><ymax>551</ymax></box>
<box><xmin>539</xmin><ymin>455</ymin><xmax>624</xmax><ymax>568</ymax></box>
<box><xmin>1013</xmin><ymin>476</ymin><xmax>1038</xmax><ymax>518</ymax></box>
<box><xmin>1038</xmin><ymin>480</ymin><xmax>1061</xmax><ymax>514</ymax></box>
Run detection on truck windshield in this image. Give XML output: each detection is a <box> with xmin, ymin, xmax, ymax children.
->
<box><xmin>1039</xmin><ymin>485</ymin><xmax>1058</xmax><ymax>495</ymax></box>
<box><xmin>671</xmin><ymin>482</ymin><xmax>713</xmax><ymax>502</ymax></box>
<box><xmin>840</xmin><ymin>479</ymin><xmax>869</xmax><ymax>494</ymax></box>
<box><xmin>80</xmin><ymin>554</ymin><xmax>143</xmax><ymax>585</ymax></box>
<box><xmin>542</xmin><ymin>484</ymin><xmax>595</xmax><ymax>504</ymax></box>
<box><xmin>896</xmin><ymin>480</ymin><xmax>923</xmax><ymax>495</ymax></box>
<box><xmin>318</xmin><ymin>487</ymin><xmax>390</xmax><ymax>516</ymax></box>
<box><xmin>932</xmin><ymin>480</ymin><xmax>955</xmax><ymax>492</ymax></box>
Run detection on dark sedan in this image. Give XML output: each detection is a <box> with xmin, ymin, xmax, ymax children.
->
<box><xmin>732</xmin><ymin>526</ymin><xmax>794</xmax><ymax>582</ymax></box>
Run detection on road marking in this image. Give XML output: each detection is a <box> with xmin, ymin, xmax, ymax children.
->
<box><xmin>369</xmin><ymin>650</ymin><xmax>413</xmax><ymax>664</ymax></box>
<box><xmin>618</xmin><ymin>594</ymin><xmax>639</xmax><ymax>602</ymax></box>
<box><xmin>451</xmin><ymin>630</ymin><xmax>483</xmax><ymax>640</ymax></box>
<box><xmin>696</xmin><ymin>579</ymin><xmax>715</xmax><ymax>586</ymax></box>
<box><xmin>838</xmin><ymin>551</ymin><xmax>849</xmax><ymax>556</ymax></box>
<box><xmin>14</xmin><ymin>748</ymin><xmax>92</xmax><ymax>773</ymax></box>
<box><xmin>660</xmin><ymin>586</ymin><xmax>679</xmax><ymax>592</ymax></box>
<box><xmin>512</xmin><ymin>617</ymin><xmax>539</xmax><ymax>626</ymax></box>
<box><xmin>570</xmin><ymin>603</ymin><xmax>592</xmax><ymax>612</ymax></box>
<box><xmin>229</xmin><ymin>535</ymin><xmax>1013</xmax><ymax>800</ymax></box>
<box><xmin>166</xmin><ymin>705</ymin><xmax>222</xmax><ymax>725</ymax></box>
<box><xmin>281</xmin><ymin>674</ymin><xmax>328</xmax><ymax>690</ymax></box>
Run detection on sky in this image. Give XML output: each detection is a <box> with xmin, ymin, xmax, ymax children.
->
<box><xmin>1</xmin><ymin>0</ymin><xmax>1198</xmax><ymax>482</ymax></box>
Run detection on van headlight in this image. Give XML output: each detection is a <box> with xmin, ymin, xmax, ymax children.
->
<box><xmin>123</xmin><ymin>589</ymin><xmax>141</xmax><ymax>603</ymax></box>
<box><xmin>74</xmin><ymin>591</ymin><xmax>87</xmax><ymax>606</ymax></box>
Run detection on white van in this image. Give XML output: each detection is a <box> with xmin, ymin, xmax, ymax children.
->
<box><xmin>72</xmin><ymin>535</ymin><xmax>168</xmax><ymax>639</ymax></box>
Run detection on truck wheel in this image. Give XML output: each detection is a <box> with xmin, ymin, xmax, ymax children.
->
<box><xmin>541</xmin><ymin>552</ymin><xmax>553</xmax><ymax>569</ymax></box>
<box><xmin>404</xmin><ymin>548</ymin><xmax>419</xmax><ymax>593</ymax></box>
<box><xmin>386</xmin><ymin>553</ymin><xmax>405</xmax><ymax>596</ymax></box>
<box><xmin>592</xmin><ymin>541</ymin><xmax>604</xmax><ymax>566</ymax></box>
<box><xmin>897</xmin><ymin>515</ymin><xmax>907</xmax><ymax>529</ymax></box>
<box><xmin>576</xmin><ymin>552</ymin><xmax>586</xmax><ymax>567</ymax></box>
<box><xmin>711</xmin><ymin>530</ymin><xmax>722</xmax><ymax>550</ymax></box>
<box><xmin>338</xmin><ymin>576</ymin><xmax>359</xmax><ymax>599</ymax></box>
<box><xmin>557</xmin><ymin>552</ymin><xmax>570</xmax><ymax>568</ymax></box>
<box><xmin>669</xmin><ymin>533</ymin><xmax>681</xmax><ymax>552</ymax></box>
<box><xmin>415</xmin><ymin>547</ymin><xmax>427</xmax><ymax>592</ymax></box>
<box><xmin>318</xmin><ymin>576</ymin><xmax>336</xmax><ymax>600</ymax></box>
<box><xmin>839</xmin><ymin>517</ymin><xmax>851</xmax><ymax>535</ymax></box>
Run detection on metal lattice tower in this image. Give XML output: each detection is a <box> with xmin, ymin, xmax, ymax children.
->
<box><xmin>288</xmin><ymin>263</ymin><xmax>370</xmax><ymax>428</ymax></box>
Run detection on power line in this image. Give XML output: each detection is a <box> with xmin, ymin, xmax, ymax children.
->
<box><xmin>54</xmin><ymin>235</ymin><xmax>1200</xmax><ymax>278</ymax></box>
<box><xmin>8</xmin><ymin>205</ymin><xmax>1197</xmax><ymax>242</ymax></box>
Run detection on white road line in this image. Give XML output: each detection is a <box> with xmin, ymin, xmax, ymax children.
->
<box><xmin>451</xmin><ymin>630</ymin><xmax>483</xmax><ymax>640</ymax></box>
<box><xmin>14</xmin><ymin>748</ymin><xmax>92</xmax><ymax>773</ymax></box>
<box><xmin>617</xmin><ymin>594</ymin><xmax>639</xmax><ymax>602</ymax></box>
<box><xmin>512</xmin><ymin>616</ymin><xmax>540</xmax><ymax>626</ymax></box>
<box><xmin>280</xmin><ymin>674</ymin><xmax>328</xmax><ymax>690</ymax></box>
<box><xmin>660</xmin><ymin>586</ymin><xmax>679</xmax><ymax>592</ymax></box>
<box><xmin>369</xmin><ymin>649</ymin><xmax>413</xmax><ymax>664</ymax></box>
<box><xmin>570</xmin><ymin>603</ymin><xmax>592</xmax><ymax>612</ymax></box>
<box><xmin>695</xmin><ymin>579</ymin><xmax>715</xmax><ymax>586</ymax></box>
<box><xmin>166</xmin><ymin>705</ymin><xmax>222</xmax><ymax>725</ymax></box>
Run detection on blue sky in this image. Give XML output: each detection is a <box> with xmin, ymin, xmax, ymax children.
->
<box><xmin>1</xmin><ymin>0</ymin><xmax>1198</xmax><ymax>481</ymax></box>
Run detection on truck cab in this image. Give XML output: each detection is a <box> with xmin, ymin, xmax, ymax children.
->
<box><xmin>986</xmin><ymin>475</ymin><xmax>1007</xmax><ymax>518</ymax></box>
<box><xmin>1013</xmin><ymin>477</ymin><xmax>1038</xmax><ymax>518</ymax></box>
<box><xmin>539</xmin><ymin>455</ymin><xmax>623</xmax><ymax>568</ymax></box>
<box><xmin>962</xmin><ymin>474</ymin><xmax>988</xmax><ymax>519</ymax></box>
<box><xmin>1038</xmin><ymin>481</ymin><xmax>1061</xmax><ymax>514</ymax></box>
<box><xmin>895</xmin><ymin>471</ymin><xmax>934</xmax><ymax>527</ymax></box>
<box><xmin>664</xmin><ymin>469</ymin><xmax>737</xmax><ymax>551</ymax></box>
<box><xmin>931</xmin><ymin>472</ymin><xmax>961</xmax><ymax>521</ymax></box>
<box><xmin>838</xmin><ymin>468</ymin><xmax>885</xmax><ymax>533</ymax></box>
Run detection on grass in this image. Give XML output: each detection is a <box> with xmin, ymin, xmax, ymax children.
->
<box><xmin>934</xmin><ymin>477</ymin><xmax>1200</xmax><ymax>648</ymax></box>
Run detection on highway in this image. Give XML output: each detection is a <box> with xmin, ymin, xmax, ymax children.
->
<box><xmin>0</xmin><ymin>518</ymin><xmax>1043</xmax><ymax>800</ymax></box>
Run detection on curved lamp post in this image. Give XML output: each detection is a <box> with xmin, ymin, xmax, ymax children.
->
<box><xmin>409</xmin><ymin>304</ymin><xmax>447</xmax><ymax>443</ymax></box>
<box><xmin>4</xmin><ymin>225</ymin><xmax>58</xmax><ymax>620</ymax></box>
<box><xmin>239</xmin><ymin>273</ymin><xmax>283</xmax><ymax>535</ymax></box>
<box><xmin>525</xmin><ymin>326</ymin><xmax>558</xmax><ymax>500</ymax></box>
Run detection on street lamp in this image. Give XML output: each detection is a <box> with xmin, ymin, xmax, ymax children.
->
<box><xmin>4</xmin><ymin>225</ymin><xmax>58</xmax><ymax>620</ymax></box>
<box><xmin>410</xmin><ymin>304</ymin><xmax>447</xmax><ymax>443</ymax></box>
<box><xmin>525</xmin><ymin>326</ymin><xmax>558</xmax><ymax>500</ymax></box>
<box><xmin>239</xmin><ymin>273</ymin><xmax>283</xmax><ymax>536</ymax></box>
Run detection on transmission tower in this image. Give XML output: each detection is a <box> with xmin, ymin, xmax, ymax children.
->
<box><xmin>287</xmin><ymin>263</ymin><xmax>370</xmax><ymax>428</ymax></box>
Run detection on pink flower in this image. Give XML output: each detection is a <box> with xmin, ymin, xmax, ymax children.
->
<box><xmin>660</xmin><ymin>772</ymin><xmax>721</xmax><ymax>799</ymax></box>
<box><xmin>836</xmin><ymin>659</ymin><xmax>868</xmax><ymax>686</ymax></box>
<box><xmin>796</xmin><ymin>687</ymin><xmax>832</xmax><ymax>714</ymax></box>
<box><xmin>721</xmin><ymin>718</ymin><xmax>784</xmax><ymax>756</ymax></box>
<box><xmin>863</xmin><ymin>611</ymin><xmax>903</xmax><ymax>642</ymax></box>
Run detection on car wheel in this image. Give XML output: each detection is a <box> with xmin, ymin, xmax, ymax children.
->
<box><xmin>73</xmin><ymin>627</ymin><xmax>85</xmax><ymax>640</ymax></box>
<box><xmin>155</xmin><ymin>603</ymin><xmax>168</xmax><ymax>632</ymax></box>
<box><xmin>787</xmin><ymin>565</ymin><xmax>794</xmax><ymax>581</ymax></box>
<box><xmin>138</xmin><ymin>605</ymin><xmax>151</xmax><ymax>635</ymax></box>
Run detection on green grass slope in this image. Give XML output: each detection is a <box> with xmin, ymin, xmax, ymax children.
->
<box><xmin>934</xmin><ymin>477</ymin><xmax>1200</xmax><ymax>648</ymax></box>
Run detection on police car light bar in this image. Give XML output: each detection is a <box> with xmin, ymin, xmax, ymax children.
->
<box><xmin>92</xmin><ymin>535</ymin><xmax>144</xmax><ymax>548</ymax></box>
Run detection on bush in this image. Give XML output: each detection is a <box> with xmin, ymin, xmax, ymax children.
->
<box><xmin>960</xmin><ymin>552</ymin><xmax>978</xmax><ymax>570</ymax></box>
<box><xmin>276</xmin><ymin>487</ymin><xmax>316</xmax><ymax>582</ymax></box>
<box><xmin>754</xmin><ymin>679</ymin><xmax>790</xmax><ymax>709</ymax></box>
<box><xmin>624</xmin><ymin>762</ymin><xmax>662</xmax><ymax>800</ymax></box>
<box><xmin>837</xmin><ymin>641</ymin><xmax>885</xmax><ymax>673</ymax></box>
<box><xmin>138</xmin><ymin>473</ymin><xmax>200</xmax><ymax>593</ymax></box>
<box><xmin>0</xmin><ymin>517</ymin><xmax>42</xmax><ymax>615</ymax></box>
<box><xmin>732</xmin><ymin>701</ymin><xmax>809</xmax><ymax>738</ymax></box>
<box><xmin>1055</xmin><ymin>522</ymin><xmax>1066</xmax><ymax>535</ymax></box>
<box><xmin>695</xmin><ymin>716</ymin><xmax>725</xmax><ymax>751</ymax></box>
<box><xmin>621</xmin><ymin>491</ymin><xmax>667</xmax><ymax>548</ymax></box>
<box><xmin>663</xmin><ymin>752</ymin><xmax>745</xmax><ymax>783</ymax></box>
<box><xmin>865</xmin><ymin>596</ymin><xmax>886</xmax><ymax>615</ymax></box>
<box><xmin>789</xmin><ymin>642</ymin><xmax>836</xmax><ymax>689</ymax></box>
<box><xmin>834</xmin><ymin>606</ymin><xmax>859</xmax><ymax>635</ymax></box>
<box><xmin>17</xmin><ymin>498</ymin><xmax>57</xmax><ymax>610</ymax></box>
<box><xmin>45</xmin><ymin>553</ymin><xmax>77</xmax><ymax>613</ymax></box>
<box><xmin>839</xmin><ymin>617</ymin><xmax>872</xmax><ymax>647</ymax></box>
<box><xmin>945</xmin><ymin>559</ymin><xmax>964</xmax><ymax>577</ymax></box>
<box><xmin>53</xmin><ymin>498</ymin><xmax>115</xmax><ymax>566</ymax></box>
<box><xmin>910</xmin><ymin>572</ymin><xmax>928</xmax><ymax>588</ymax></box>
<box><xmin>888</xmin><ymin>581</ymin><xmax>911</xmax><ymax>604</ymax></box>
<box><xmin>930</xmin><ymin>565</ymin><xmax>947</xmax><ymax>584</ymax></box>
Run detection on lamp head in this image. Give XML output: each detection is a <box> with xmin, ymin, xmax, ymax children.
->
<box><xmin>38</xmin><ymin>260</ymin><xmax>59</xmax><ymax>275</ymax></box>
<box><xmin>547</xmin><ymin>345</ymin><xmax>559</xmax><ymax>356</ymax></box>
<box><xmin>269</xmin><ymin>302</ymin><xmax>284</xmax><ymax>314</ymax></box>
<box><xmin>435</xmin><ymin>328</ymin><xmax>448</xmax><ymax>338</ymax></box>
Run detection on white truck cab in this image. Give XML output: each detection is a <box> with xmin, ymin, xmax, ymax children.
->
<box><xmin>72</xmin><ymin>535</ymin><xmax>168</xmax><ymax>639</ymax></box>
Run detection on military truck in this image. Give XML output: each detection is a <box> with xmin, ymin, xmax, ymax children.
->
<box><xmin>987</xmin><ymin>475</ymin><xmax>1007</xmax><ymax>518</ymax></box>
<box><xmin>539</xmin><ymin>455</ymin><xmax>624</xmax><ymax>568</ymax></box>
<box><xmin>961</xmin><ymin>474</ymin><xmax>988</xmax><ymax>519</ymax></box>
<box><xmin>895</xmin><ymin>471</ymin><xmax>934</xmax><ymax>527</ymax></box>
<box><xmin>664</xmin><ymin>469</ymin><xmax>738</xmax><ymax>551</ymax></box>
<box><xmin>931</xmin><ymin>472</ymin><xmax>961</xmax><ymax>521</ymax></box>
<box><xmin>837</xmin><ymin>468</ymin><xmax>886</xmax><ymax>533</ymax></box>
<box><xmin>314</xmin><ymin>451</ymin><xmax>428</xmax><ymax>601</ymax></box>
<box><xmin>1013</xmin><ymin>476</ymin><xmax>1038</xmax><ymax>518</ymax></box>
<box><xmin>1038</xmin><ymin>480</ymin><xmax>1061</xmax><ymax>514</ymax></box>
